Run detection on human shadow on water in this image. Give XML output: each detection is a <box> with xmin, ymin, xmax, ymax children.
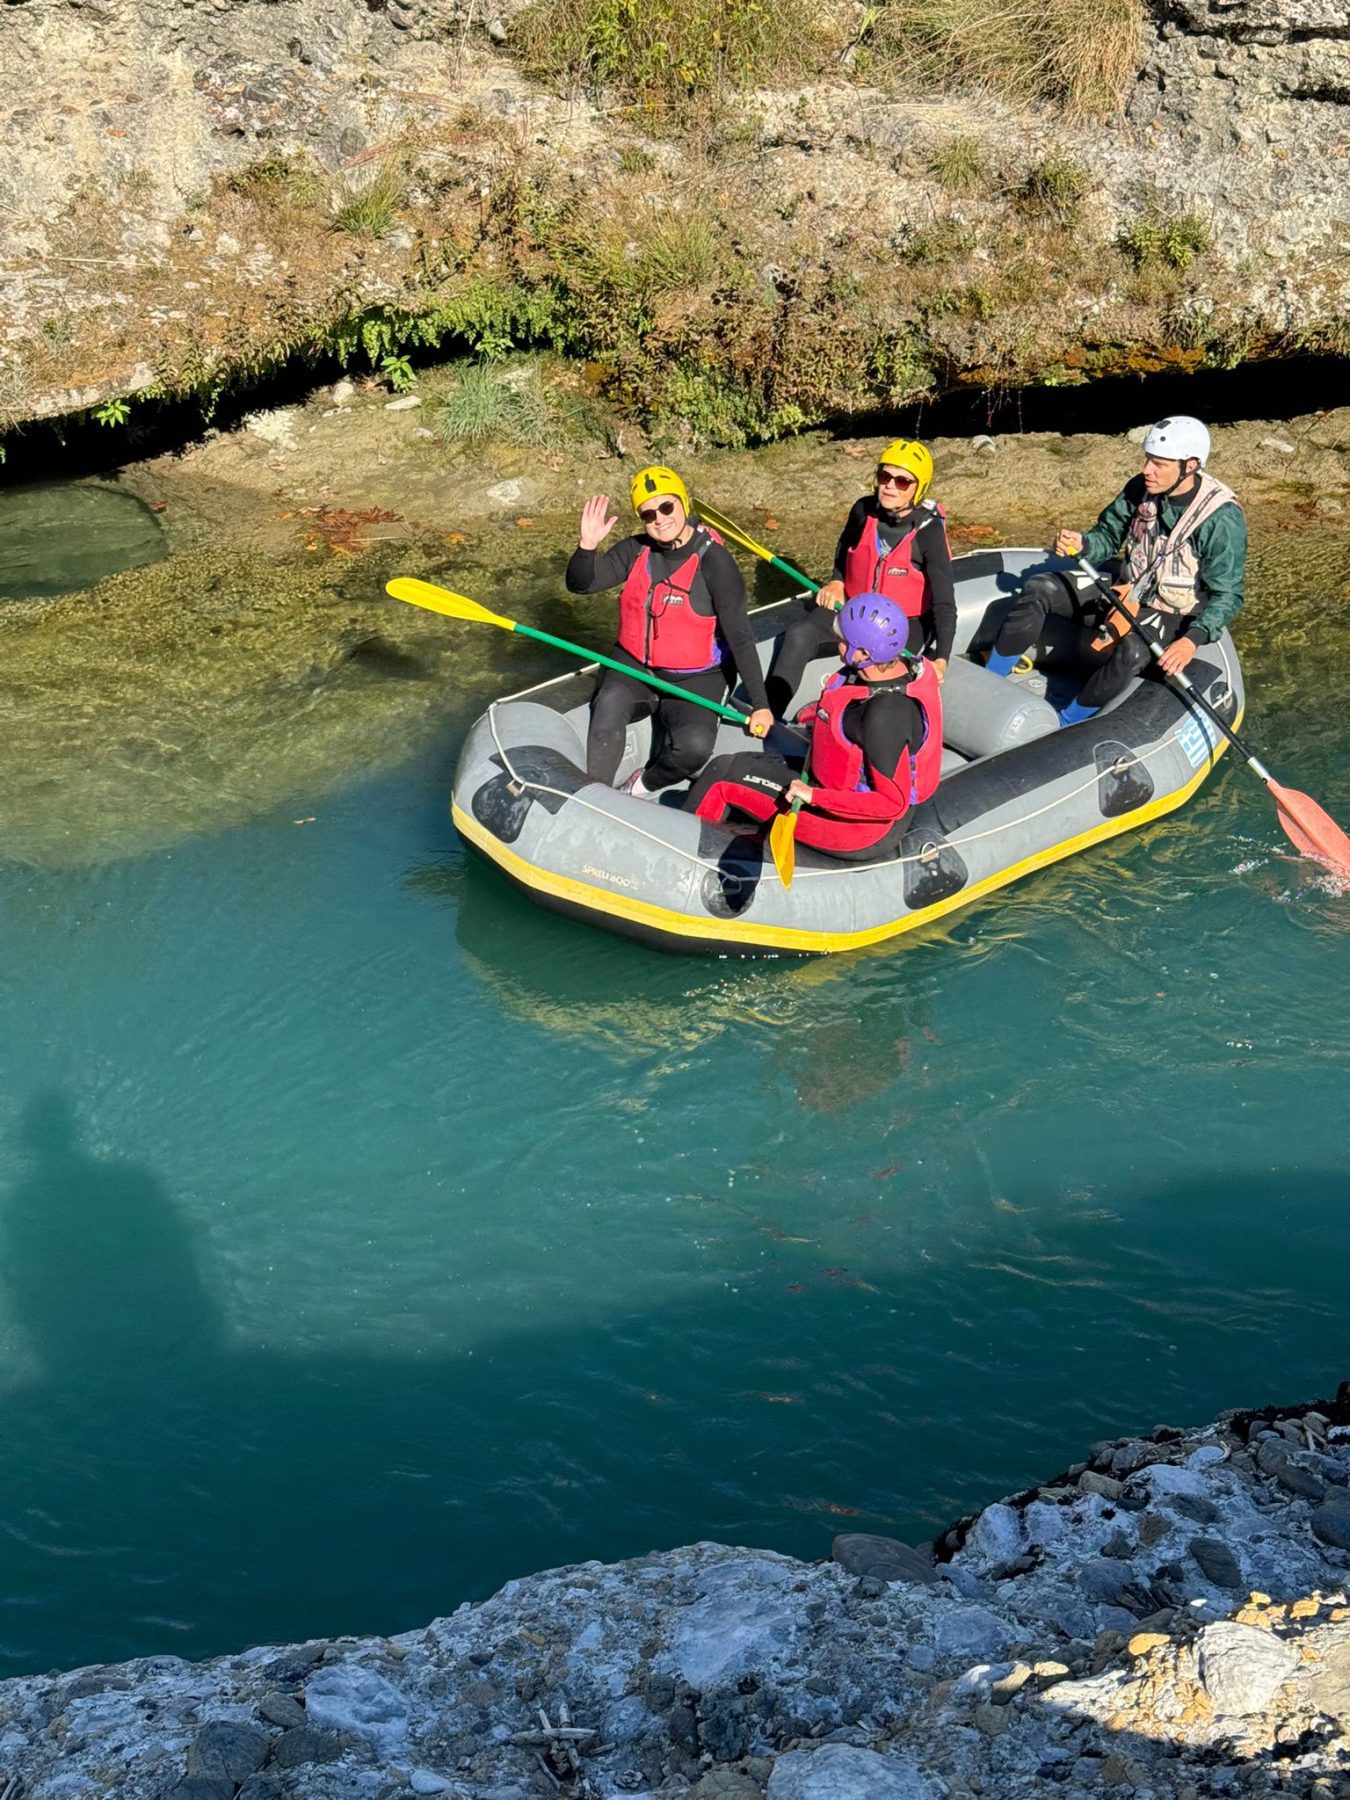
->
<box><xmin>0</xmin><ymin>1097</ymin><xmax>1345</xmax><ymax>1688</ymax></box>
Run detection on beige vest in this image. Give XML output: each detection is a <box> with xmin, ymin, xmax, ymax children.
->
<box><xmin>1124</xmin><ymin>473</ymin><xmax>1239</xmax><ymax>616</ymax></box>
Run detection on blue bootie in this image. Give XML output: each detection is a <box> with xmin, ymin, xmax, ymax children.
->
<box><xmin>1057</xmin><ymin>698</ymin><xmax>1099</xmax><ymax>728</ymax></box>
<box><xmin>985</xmin><ymin>649</ymin><xmax>1021</xmax><ymax>677</ymax></box>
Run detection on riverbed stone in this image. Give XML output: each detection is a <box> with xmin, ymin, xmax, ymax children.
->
<box><xmin>832</xmin><ymin>1534</ymin><xmax>937</xmax><ymax>1586</ymax></box>
<box><xmin>187</xmin><ymin>1721</ymin><xmax>271</xmax><ymax>1785</ymax></box>
<box><xmin>1311</xmin><ymin>1494</ymin><xmax>1350</xmax><ymax>1549</ymax></box>
<box><xmin>271</xmin><ymin>1724</ymin><xmax>345</xmax><ymax>1768</ymax></box>
<box><xmin>767</xmin><ymin>1744</ymin><xmax>937</xmax><ymax>1798</ymax></box>
<box><xmin>967</xmin><ymin>1503</ymin><xmax>1022</xmax><ymax>1564</ymax></box>
<box><xmin>1196</xmin><ymin>1622</ymin><xmax>1299</xmax><ymax>1715</ymax></box>
<box><xmin>1190</xmin><ymin>1538</ymin><xmax>1244</xmax><ymax>1590</ymax></box>
<box><xmin>303</xmin><ymin>1664</ymin><xmax>408</xmax><ymax>1752</ymax></box>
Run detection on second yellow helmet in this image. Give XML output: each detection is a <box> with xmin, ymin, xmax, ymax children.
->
<box><xmin>630</xmin><ymin>464</ymin><xmax>690</xmax><ymax>516</ymax></box>
<box><xmin>876</xmin><ymin>439</ymin><xmax>934</xmax><ymax>506</ymax></box>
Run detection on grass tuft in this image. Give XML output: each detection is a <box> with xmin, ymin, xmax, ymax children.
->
<box><xmin>929</xmin><ymin>134</ymin><xmax>990</xmax><ymax>196</ymax></box>
<box><xmin>332</xmin><ymin>161</ymin><xmax>407</xmax><ymax>239</ymax></box>
<box><xmin>1118</xmin><ymin>208</ymin><xmax>1213</xmax><ymax>272</ymax></box>
<box><xmin>869</xmin><ymin>0</ymin><xmax>1144</xmax><ymax>116</ymax></box>
<box><xmin>1015</xmin><ymin>149</ymin><xmax>1090</xmax><ymax>224</ymax></box>
<box><xmin>429</xmin><ymin>359</ymin><xmax>564</xmax><ymax>449</ymax></box>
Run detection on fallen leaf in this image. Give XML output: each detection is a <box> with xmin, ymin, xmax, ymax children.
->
<box><xmin>786</xmin><ymin>1283</ymin><xmax>804</xmax><ymax>1294</ymax></box>
<box><xmin>515</xmin><ymin>516</ymin><xmax>535</xmax><ymax>529</ymax></box>
<box><xmin>871</xmin><ymin>1163</ymin><xmax>905</xmax><ymax>1180</ymax></box>
<box><xmin>763</xmin><ymin>512</ymin><xmax>781</xmax><ymax>533</ymax></box>
<box><xmin>842</xmin><ymin>444</ymin><xmax>866</xmax><ymax>458</ymax></box>
<box><xmin>149</xmin><ymin>500</ymin><xmax>168</xmax><ymax>512</ymax></box>
<box><xmin>442</xmin><ymin>531</ymin><xmax>468</xmax><ymax>546</ymax></box>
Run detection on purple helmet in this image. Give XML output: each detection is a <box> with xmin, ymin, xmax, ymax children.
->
<box><xmin>837</xmin><ymin>592</ymin><xmax>911</xmax><ymax>666</ymax></box>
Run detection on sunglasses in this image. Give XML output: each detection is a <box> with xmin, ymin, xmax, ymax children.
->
<box><xmin>876</xmin><ymin>468</ymin><xmax>917</xmax><ymax>488</ymax></box>
<box><xmin>638</xmin><ymin>498</ymin><xmax>680</xmax><ymax>524</ymax></box>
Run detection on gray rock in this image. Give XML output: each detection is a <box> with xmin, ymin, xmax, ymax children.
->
<box><xmin>1170</xmin><ymin>1494</ymin><xmax>1221</xmax><ymax>1526</ymax></box>
<box><xmin>970</xmin><ymin>435</ymin><xmax>997</xmax><ymax>457</ymax></box>
<box><xmin>162</xmin><ymin>1783</ymin><xmax>233</xmax><ymax>1800</ymax></box>
<box><xmin>187</xmin><ymin>1722</ymin><xmax>271</xmax><ymax>1785</ymax></box>
<box><xmin>1078</xmin><ymin>1472</ymin><xmax>1122</xmax><ymax>1500</ymax></box>
<box><xmin>1311</xmin><ymin>1493</ymin><xmax>1350</xmax><ymax>1549</ymax></box>
<box><xmin>272</xmin><ymin>1725</ymin><xmax>344</xmax><ymax>1769</ymax></box>
<box><xmin>1196</xmin><ymin>1622</ymin><xmax>1298</xmax><ymax>1715</ymax></box>
<box><xmin>384</xmin><ymin>394</ymin><xmax>421</xmax><ymax>410</ymax></box>
<box><xmin>1309</xmin><ymin>1642</ymin><xmax>1350</xmax><ymax>1726</ymax></box>
<box><xmin>1189</xmin><ymin>1538</ymin><xmax>1243</xmax><ymax>1590</ymax></box>
<box><xmin>832</xmin><ymin>1534</ymin><xmax>937</xmax><ymax>1586</ymax></box>
<box><xmin>933</xmin><ymin>1605</ymin><xmax>1012</xmax><ymax>1660</ymax></box>
<box><xmin>1257</xmin><ymin>1436</ymin><xmax>1326</xmax><ymax>1500</ymax></box>
<box><xmin>304</xmin><ymin>1665</ymin><xmax>407</xmax><ymax>1753</ymax></box>
<box><xmin>1259</xmin><ymin>435</ymin><xmax>1296</xmax><ymax>455</ymax></box>
<box><xmin>257</xmin><ymin>1692</ymin><xmax>307</xmax><ymax>1729</ymax></box>
<box><xmin>409</xmin><ymin>1773</ymin><xmax>456</xmax><ymax>1796</ymax></box>
<box><xmin>968</xmin><ymin>1503</ymin><xmax>1022</xmax><ymax>1564</ymax></box>
<box><xmin>767</xmin><ymin>1743</ymin><xmax>938</xmax><ymax>1798</ymax></box>
<box><xmin>237</xmin><ymin>1780</ymin><xmax>284</xmax><ymax>1800</ymax></box>
<box><xmin>1077</xmin><ymin>1559</ymin><xmax>1128</xmax><ymax>1603</ymax></box>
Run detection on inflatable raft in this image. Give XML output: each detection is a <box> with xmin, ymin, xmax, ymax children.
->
<box><xmin>450</xmin><ymin>548</ymin><xmax>1244</xmax><ymax>956</ymax></box>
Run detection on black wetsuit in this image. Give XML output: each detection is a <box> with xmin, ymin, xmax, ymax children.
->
<box><xmin>764</xmin><ymin>498</ymin><xmax>957</xmax><ymax>717</ymax></box>
<box><xmin>566</xmin><ymin>532</ymin><xmax>770</xmax><ymax>789</ymax></box>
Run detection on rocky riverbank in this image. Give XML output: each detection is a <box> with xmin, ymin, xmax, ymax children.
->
<box><xmin>2</xmin><ymin>1387</ymin><xmax>1347</xmax><ymax>1799</ymax></box>
<box><xmin>1</xmin><ymin>0</ymin><xmax>1347</xmax><ymax>446</ymax></box>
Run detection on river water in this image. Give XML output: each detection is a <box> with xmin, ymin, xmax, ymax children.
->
<box><xmin>0</xmin><ymin>482</ymin><xmax>1346</xmax><ymax>1679</ymax></box>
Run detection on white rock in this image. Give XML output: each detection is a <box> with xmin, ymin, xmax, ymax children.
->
<box><xmin>1196</xmin><ymin>1622</ymin><xmax>1299</xmax><ymax>1716</ymax></box>
<box><xmin>968</xmin><ymin>1502</ymin><xmax>1022</xmax><ymax>1564</ymax></box>
<box><xmin>410</xmin><ymin>1771</ymin><xmax>454</xmax><ymax>1794</ymax></box>
<box><xmin>385</xmin><ymin>395</ymin><xmax>422</xmax><ymax>411</ymax></box>
<box><xmin>485</xmin><ymin>478</ymin><xmax>523</xmax><ymax>504</ymax></box>
<box><xmin>1141</xmin><ymin>1462</ymin><xmax>1210</xmax><ymax>1498</ymax></box>
<box><xmin>1127</xmin><ymin>424</ymin><xmax>1150</xmax><ymax>445</ymax></box>
<box><xmin>1186</xmin><ymin>1444</ymin><xmax>1227</xmax><ymax>1469</ymax></box>
<box><xmin>971</xmin><ymin>434</ymin><xmax>997</xmax><ymax>456</ymax></box>
<box><xmin>668</xmin><ymin>1557</ymin><xmax>800</xmax><ymax>1688</ymax></box>
<box><xmin>1259</xmin><ymin>435</ymin><xmax>1296</xmax><ymax>456</ymax></box>
<box><xmin>768</xmin><ymin>1743</ymin><xmax>939</xmax><ymax>1798</ymax></box>
<box><xmin>1024</xmin><ymin>1500</ymin><xmax>1068</xmax><ymax>1548</ymax></box>
<box><xmin>331</xmin><ymin>378</ymin><xmax>356</xmax><ymax>406</ymax></box>
<box><xmin>242</xmin><ymin>407</ymin><xmax>300</xmax><ymax>449</ymax></box>
<box><xmin>304</xmin><ymin>1665</ymin><xmax>409</xmax><ymax>1753</ymax></box>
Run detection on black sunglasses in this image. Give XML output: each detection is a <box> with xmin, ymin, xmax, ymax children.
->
<box><xmin>876</xmin><ymin>467</ymin><xmax>917</xmax><ymax>488</ymax></box>
<box><xmin>638</xmin><ymin>499</ymin><xmax>680</xmax><ymax>524</ymax></box>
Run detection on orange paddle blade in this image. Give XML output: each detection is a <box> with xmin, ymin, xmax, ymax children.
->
<box><xmin>769</xmin><ymin>806</ymin><xmax>799</xmax><ymax>889</ymax></box>
<box><xmin>1269</xmin><ymin>782</ymin><xmax>1350</xmax><ymax>880</ymax></box>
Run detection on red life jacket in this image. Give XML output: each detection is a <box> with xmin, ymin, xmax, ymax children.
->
<box><xmin>842</xmin><ymin>502</ymin><xmax>947</xmax><ymax>619</ymax></box>
<box><xmin>616</xmin><ymin>525</ymin><xmax>723</xmax><ymax>670</ymax></box>
<box><xmin>801</xmin><ymin>660</ymin><xmax>943</xmax><ymax>853</ymax></box>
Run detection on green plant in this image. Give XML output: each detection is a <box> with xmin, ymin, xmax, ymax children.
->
<box><xmin>1015</xmin><ymin>149</ymin><xmax>1090</xmax><ymax>224</ymax></box>
<box><xmin>867</xmin><ymin>0</ymin><xmax>1143</xmax><ymax>116</ymax></box>
<box><xmin>333</xmin><ymin>161</ymin><xmax>406</xmax><ymax>239</ymax></box>
<box><xmin>228</xmin><ymin>153</ymin><xmax>325</xmax><ymax>208</ymax></box>
<box><xmin>617</xmin><ymin>145</ymin><xmax>657</xmax><ymax>174</ymax></box>
<box><xmin>514</xmin><ymin>0</ymin><xmax>829</xmax><ymax>110</ymax></box>
<box><xmin>93</xmin><ymin>398</ymin><xmax>132</xmax><ymax>427</ymax></box>
<box><xmin>929</xmin><ymin>134</ymin><xmax>988</xmax><ymax>196</ymax></box>
<box><xmin>380</xmin><ymin>353</ymin><xmax>417</xmax><ymax>393</ymax></box>
<box><xmin>1117</xmin><ymin>208</ymin><xmax>1213</xmax><ymax>272</ymax></box>
<box><xmin>429</xmin><ymin>358</ymin><xmax>561</xmax><ymax>448</ymax></box>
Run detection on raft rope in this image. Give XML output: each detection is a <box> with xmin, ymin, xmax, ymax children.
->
<box><xmin>484</xmin><ymin>636</ymin><xmax>1237</xmax><ymax>890</ymax></box>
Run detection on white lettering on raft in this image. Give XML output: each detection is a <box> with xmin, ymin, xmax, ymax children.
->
<box><xmin>582</xmin><ymin>864</ymin><xmax>639</xmax><ymax>889</ymax></box>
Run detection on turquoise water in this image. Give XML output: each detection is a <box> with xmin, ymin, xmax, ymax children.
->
<box><xmin>0</xmin><ymin>538</ymin><xmax>1347</xmax><ymax>1679</ymax></box>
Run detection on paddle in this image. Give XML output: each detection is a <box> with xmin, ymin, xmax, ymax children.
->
<box><xmin>694</xmin><ymin>501</ymin><xmax>821</xmax><ymax>596</ymax></box>
<box><xmin>768</xmin><ymin>799</ymin><xmax>803</xmax><ymax>889</ymax></box>
<box><xmin>387</xmin><ymin>577</ymin><xmax>750</xmax><ymax>724</ymax></box>
<box><xmin>1078</xmin><ymin>557</ymin><xmax>1350</xmax><ymax>880</ymax></box>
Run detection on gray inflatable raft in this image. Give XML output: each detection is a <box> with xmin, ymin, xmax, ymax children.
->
<box><xmin>449</xmin><ymin>548</ymin><xmax>1244</xmax><ymax>956</ymax></box>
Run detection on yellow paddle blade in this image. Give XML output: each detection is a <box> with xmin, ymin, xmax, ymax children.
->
<box><xmin>769</xmin><ymin>807</ymin><xmax>799</xmax><ymax>890</ymax></box>
<box><xmin>386</xmin><ymin>577</ymin><xmax>516</xmax><ymax>632</ymax></box>
<box><xmin>695</xmin><ymin>500</ymin><xmax>775</xmax><ymax>566</ymax></box>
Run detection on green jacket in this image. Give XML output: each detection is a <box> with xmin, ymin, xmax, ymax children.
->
<box><xmin>1083</xmin><ymin>474</ymin><xmax>1247</xmax><ymax>643</ymax></box>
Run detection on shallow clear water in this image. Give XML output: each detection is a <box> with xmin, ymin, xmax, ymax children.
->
<box><xmin>0</xmin><ymin>482</ymin><xmax>165</xmax><ymax>600</ymax></box>
<box><xmin>0</xmin><ymin>513</ymin><xmax>1346</xmax><ymax>1678</ymax></box>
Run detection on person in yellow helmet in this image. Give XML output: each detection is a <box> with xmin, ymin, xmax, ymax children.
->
<box><xmin>566</xmin><ymin>466</ymin><xmax>773</xmax><ymax>797</ymax></box>
<box><xmin>764</xmin><ymin>439</ymin><xmax>956</xmax><ymax>718</ymax></box>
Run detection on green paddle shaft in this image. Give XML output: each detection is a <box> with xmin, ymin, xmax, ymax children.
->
<box><xmin>769</xmin><ymin>553</ymin><xmax>820</xmax><ymax>594</ymax></box>
<box><xmin>510</xmin><ymin>620</ymin><xmax>749</xmax><ymax>723</ymax></box>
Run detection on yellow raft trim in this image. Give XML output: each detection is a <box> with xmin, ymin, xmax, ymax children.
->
<box><xmin>451</xmin><ymin>728</ymin><xmax>1234</xmax><ymax>955</ymax></box>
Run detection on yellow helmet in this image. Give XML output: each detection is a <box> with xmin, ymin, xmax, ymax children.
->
<box><xmin>630</xmin><ymin>464</ymin><xmax>690</xmax><ymax>516</ymax></box>
<box><xmin>876</xmin><ymin>439</ymin><xmax>934</xmax><ymax>506</ymax></box>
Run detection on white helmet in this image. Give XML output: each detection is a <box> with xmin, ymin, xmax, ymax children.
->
<box><xmin>1142</xmin><ymin>415</ymin><xmax>1210</xmax><ymax>466</ymax></box>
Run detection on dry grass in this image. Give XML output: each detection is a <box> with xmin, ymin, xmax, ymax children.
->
<box><xmin>513</xmin><ymin>0</ymin><xmax>832</xmax><ymax>111</ymax></box>
<box><xmin>870</xmin><ymin>0</ymin><xmax>1145</xmax><ymax>116</ymax></box>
